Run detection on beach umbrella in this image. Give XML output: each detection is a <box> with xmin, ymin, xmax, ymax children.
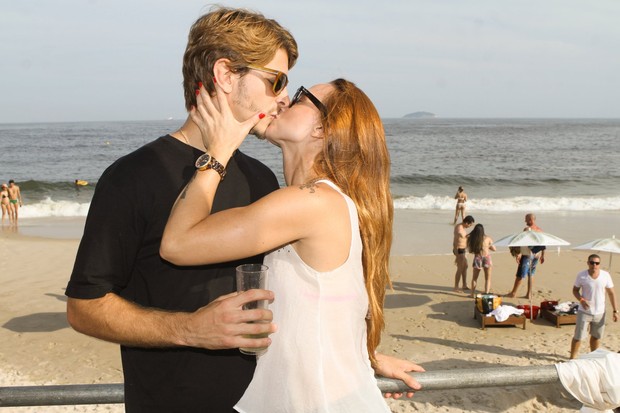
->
<box><xmin>494</xmin><ymin>229</ymin><xmax>571</xmax><ymax>248</ymax></box>
<box><xmin>573</xmin><ymin>235</ymin><xmax>620</xmax><ymax>270</ymax></box>
<box><xmin>494</xmin><ymin>229</ymin><xmax>570</xmax><ymax>321</ymax></box>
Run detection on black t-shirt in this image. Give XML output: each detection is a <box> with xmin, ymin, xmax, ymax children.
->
<box><xmin>66</xmin><ymin>135</ymin><xmax>279</xmax><ymax>413</ymax></box>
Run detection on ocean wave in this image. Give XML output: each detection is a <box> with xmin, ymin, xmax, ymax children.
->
<box><xmin>394</xmin><ymin>194</ymin><xmax>620</xmax><ymax>212</ymax></box>
<box><xmin>20</xmin><ymin>198</ymin><xmax>90</xmax><ymax>218</ymax></box>
<box><xmin>19</xmin><ymin>194</ymin><xmax>620</xmax><ymax>218</ymax></box>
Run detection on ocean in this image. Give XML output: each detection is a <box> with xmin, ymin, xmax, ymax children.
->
<box><xmin>1</xmin><ymin>118</ymin><xmax>619</xmax><ymax>219</ymax></box>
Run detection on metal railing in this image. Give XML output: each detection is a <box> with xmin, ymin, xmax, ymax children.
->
<box><xmin>0</xmin><ymin>365</ymin><xmax>559</xmax><ymax>407</ymax></box>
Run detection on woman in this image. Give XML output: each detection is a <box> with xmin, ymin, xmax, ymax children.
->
<box><xmin>467</xmin><ymin>223</ymin><xmax>496</xmax><ymax>297</ymax></box>
<box><xmin>1</xmin><ymin>183</ymin><xmax>11</xmax><ymax>224</ymax></box>
<box><xmin>161</xmin><ymin>79</ymin><xmax>423</xmax><ymax>412</ymax></box>
<box><xmin>453</xmin><ymin>186</ymin><xmax>467</xmax><ymax>224</ymax></box>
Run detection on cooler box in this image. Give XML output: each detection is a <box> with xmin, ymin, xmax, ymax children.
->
<box><xmin>476</xmin><ymin>294</ymin><xmax>502</xmax><ymax>314</ymax></box>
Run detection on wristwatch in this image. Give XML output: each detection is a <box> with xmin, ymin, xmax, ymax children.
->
<box><xmin>195</xmin><ymin>153</ymin><xmax>226</xmax><ymax>180</ymax></box>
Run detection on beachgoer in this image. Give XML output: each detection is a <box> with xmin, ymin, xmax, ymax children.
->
<box><xmin>466</xmin><ymin>223</ymin><xmax>496</xmax><ymax>296</ymax></box>
<box><xmin>65</xmin><ymin>7</ymin><xmax>418</xmax><ymax>412</ymax></box>
<box><xmin>161</xmin><ymin>78</ymin><xmax>424</xmax><ymax>412</ymax></box>
<box><xmin>505</xmin><ymin>213</ymin><xmax>546</xmax><ymax>299</ymax></box>
<box><xmin>7</xmin><ymin>180</ymin><xmax>23</xmax><ymax>222</ymax></box>
<box><xmin>1</xmin><ymin>183</ymin><xmax>11</xmax><ymax>224</ymax></box>
<box><xmin>453</xmin><ymin>215</ymin><xmax>475</xmax><ymax>292</ymax></box>
<box><xmin>74</xmin><ymin>179</ymin><xmax>88</xmax><ymax>186</ymax></box>
<box><xmin>65</xmin><ymin>8</ymin><xmax>298</xmax><ymax>412</ymax></box>
<box><xmin>569</xmin><ymin>254</ymin><xmax>618</xmax><ymax>359</ymax></box>
<box><xmin>452</xmin><ymin>186</ymin><xmax>468</xmax><ymax>224</ymax></box>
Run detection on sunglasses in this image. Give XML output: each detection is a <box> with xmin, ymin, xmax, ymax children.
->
<box><xmin>588</xmin><ymin>261</ymin><xmax>601</xmax><ymax>265</ymax></box>
<box><xmin>246</xmin><ymin>65</ymin><xmax>289</xmax><ymax>95</ymax></box>
<box><xmin>290</xmin><ymin>86</ymin><xmax>327</xmax><ymax>115</ymax></box>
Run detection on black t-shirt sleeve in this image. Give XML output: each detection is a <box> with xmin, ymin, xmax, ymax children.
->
<box><xmin>66</xmin><ymin>163</ymin><xmax>145</xmax><ymax>299</ymax></box>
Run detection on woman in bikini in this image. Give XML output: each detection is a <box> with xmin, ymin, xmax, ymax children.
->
<box><xmin>467</xmin><ymin>223</ymin><xmax>496</xmax><ymax>297</ymax></box>
<box><xmin>1</xmin><ymin>183</ymin><xmax>12</xmax><ymax>224</ymax></box>
<box><xmin>453</xmin><ymin>186</ymin><xmax>468</xmax><ymax>224</ymax></box>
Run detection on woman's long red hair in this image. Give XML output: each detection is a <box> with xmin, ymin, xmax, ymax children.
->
<box><xmin>313</xmin><ymin>79</ymin><xmax>393</xmax><ymax>366</ymax></box>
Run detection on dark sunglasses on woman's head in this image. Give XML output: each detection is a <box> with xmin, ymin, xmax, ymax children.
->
<box><xmin>246</xmin><ymin>65</ymin><xmax>289</xmax><ymax>95</ymax></box>
<box><xmin>290</xmin><ymin>86</ymin><xmax>327</xmax><ymax>115</ymax></box>
<box><xmin>588</xmin><ymin>261</ymin><xmax>601</xmax><ymax>265</ymax></box>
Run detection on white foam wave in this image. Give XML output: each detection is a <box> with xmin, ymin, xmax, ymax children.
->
<box><xmin>20</xmin><ymin>198</ymin><xmax>90</xmax><ymax>218</ymax></box>
<box><xmin>394</xmin><ymin>195</ymin><xmax>620</xmax><ymax>212</ymax></box>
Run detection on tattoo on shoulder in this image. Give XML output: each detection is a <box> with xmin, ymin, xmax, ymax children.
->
<box><xmin>298</xmin><ymin>181</ymin><xmax>318</xmax><ymax>194</ymax></box>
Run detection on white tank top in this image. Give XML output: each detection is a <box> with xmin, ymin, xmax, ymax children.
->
<box><xmin>235</xmin><ymin>180</ymin><xmax>390</xmax><ymax>413</ymax></box>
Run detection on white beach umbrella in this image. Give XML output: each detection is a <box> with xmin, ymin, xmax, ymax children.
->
<box><xmin>494</xmin><ymin>229</ymin><xmax>571</xmax><ymax>247</ymax></box>
<box><xmin>573</xmin><ymin>235</ymin><xmax>620</xmax><ymax>269</ymax></box>
<box><xmin>494</xmin><ymin>229</ymin><xmax>570</xmax><ymax>321</ymax></box>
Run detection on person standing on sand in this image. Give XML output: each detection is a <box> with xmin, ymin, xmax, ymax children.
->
<box><xmin>505</xmin><ymin>213</ymin><xmax>546</xmax><ymax>299</ymax></box>
<box><xmin>7</xmin><ymin>180</ymin><xmax>23</xmax><ymax>223</ymax></box>
<box><xmin>452</xmin><ymin>186</ymin><xmax>468</xmax><ymax>224</ymax></box>
<box><xmin>65</xmin><ymin>7</ymin><xmax>418</xmax><ymax>412</ymax></box>
<box><xmin>453</xmin><ymin>215</ymin><xmax>475</xmax><ymax>292</ymax></box>
<box><xmin>570</xmin><ymin>254</ymin><xmax>618</xmax><ymax>359</ymax></box>
<box><xmin>1</xmin><ymin>183</ymin><xmax>12</xmax><ymax>225</ymax></box>
<box><xmin>467</xmin><ymin>223</ymin><xmax>496</xmax><ymax>297</ymax></box>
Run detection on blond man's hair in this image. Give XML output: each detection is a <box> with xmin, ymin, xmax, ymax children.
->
<box><xmin>182</xmin><ymin>6</ymin><xmax>298</xmax><ymax>110</ymax></box>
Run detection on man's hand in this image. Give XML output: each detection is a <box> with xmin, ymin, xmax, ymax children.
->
<box><xmin>180</xmin><ymin>289</ymin><xmax>276</xmax><ymax>350</ymax></box>
<box><xmin>374</xmin><ymin>353</ymin><xmax>425</xmax><ymax>399</ymax></box>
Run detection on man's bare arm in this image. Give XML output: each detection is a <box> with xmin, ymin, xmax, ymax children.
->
<box><xmin>67</xmin><ymin>290</ymin><xmax>276</xmax><ymax>350</ymax></box>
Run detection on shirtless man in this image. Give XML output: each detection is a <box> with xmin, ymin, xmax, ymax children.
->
<box><xmin>453</xmin><ymin>215</ymin><xmax>475</xmax><ymax>292</ymax></box>
<box><xmin>7</xmin><ymin>180</ymin><xmax>23</xmax><ymax>222</ymax></box>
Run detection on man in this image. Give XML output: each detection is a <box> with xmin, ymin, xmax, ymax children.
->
<box><xmin>453</xmin><ymin>215</ymin><xmax>475</xmax><ymax>292</ymax></box>
<box><xmin>7</xmin><ymin>179</ymin><xmax>23</xmax><ymax>222</ymax></box>
<box><xmin>66</xmin><ymin>8</ymin><xmax>297</xmax><ymax>412</ymax></box>
<box><xmin>65</xmin><ymin>7</ymin><xmax>419</xmax><ymax>412</ymax></box>
<box><xmin>570</xmin><ymin>254</ymin><xmax>618</xmax><ymax>359</ymax></box>
<box><xmin>505</xmin><ymin>212</ymin><xmax>546</xmax><ymax>299</ymax></box>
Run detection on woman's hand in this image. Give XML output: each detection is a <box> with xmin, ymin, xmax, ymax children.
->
<box><xmin>189</xmin><ymin>81</ymin><xmax>265</xmax><ymax>163</ymax></box>
<box><xmin>374</xmin><ymin>352</ymin><xmax>424</xmax><ymax>399</ymax></box>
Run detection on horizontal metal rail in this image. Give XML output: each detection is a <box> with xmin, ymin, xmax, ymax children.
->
<box><xmin>0</xmin><ymin>365</ymin><xmax>560</xmax><ymax>407</ymax></box>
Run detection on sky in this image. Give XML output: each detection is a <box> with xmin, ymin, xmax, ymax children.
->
<box><xmin>1</xmin><ymin>0</ymin><xmax>619</xmax><ymax>123</ymax></box>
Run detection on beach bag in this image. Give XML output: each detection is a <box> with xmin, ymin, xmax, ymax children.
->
<box><xmin>476</xmin><ymin>294</ymin><xmax>502</xmax><ymax>314</ymax></box>
<box><xmin>540</xmin><ymin>300</ymin><xmax>559</xmax><ymax>311</ymax></box>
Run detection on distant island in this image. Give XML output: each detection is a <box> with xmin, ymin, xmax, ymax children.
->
<box><xmin>403</xmin><ymin>111</ymin><xmax>436</xmax><ymax>119</ymax></box>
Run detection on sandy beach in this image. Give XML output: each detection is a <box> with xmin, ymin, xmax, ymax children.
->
<box><xmin>1</xmin><ymin>210</ymin><xmax>618</xmax><ymax>412</ymax></box>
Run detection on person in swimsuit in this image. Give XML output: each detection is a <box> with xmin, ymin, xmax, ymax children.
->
<box><xmin>1</xmin><ymin>183</ymin><xmax>12</xmax><ymax>224</ymax></box>
<box><xmin>7</xmin><ymin>180</ymin><xmax>22</xmax><ymax>223</ymax></box>
<box><xmin>453</xmin><ymin>186</ymin><xmax>468</xmax><ymax>224</ymax></box>
<box><xmin>467</xmin><ymin>223</ymin><xmax>496</xmax><ymax>297</ymax></box>
<box><xmin>453</xmin><ymin>215</ymin><xmax>475</xmax><ymax>292</ymax></box>
<box><xmin>161</xmin><ymin>79</ymin><xmax>424</xmax><ymax>412</ymax></box>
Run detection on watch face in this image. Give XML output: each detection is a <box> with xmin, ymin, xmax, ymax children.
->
<box><xmin>195</xmin><ymin>153</ymin><xmax>212</xmax><ymax>169</ymax></box>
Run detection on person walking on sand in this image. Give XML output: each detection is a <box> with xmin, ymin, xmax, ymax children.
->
<box><xmin>569</xmin><ymin>254</ymin><xmax>618</xmax><ymax>359</ymax></box>
<box><xmin>65</xmin><ymin>7</ymin><xmax>418</xmax><ymax>412</ymax></box>
<box><xmin>505</xmin><ymin>213</ymin><xmax>546</xmax><ymax>299</ymax></box>
<box><xmin>452</xmin><ymin>186</ymin><xmax>468</xmax><ymax>224</ymax></box>
<box><xmin>467</xmin><ymin>224</ymin><xmax>496</xmax><ymax>297</ymax></box>
<box><xmin>453</xmin><ymin>215</ymin><xmax>475</xmax><ymax>292</ymax></box>
<box><xmin>7</xmin><ymin>180</ymin><xmax>23</xmax><ymax>222</ymax></box>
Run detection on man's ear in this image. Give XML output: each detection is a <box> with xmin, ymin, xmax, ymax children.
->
<box><xmin>212</xmin><ymin>58</ymin><xmax>235</xmax><ymax>93</ymax></box>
